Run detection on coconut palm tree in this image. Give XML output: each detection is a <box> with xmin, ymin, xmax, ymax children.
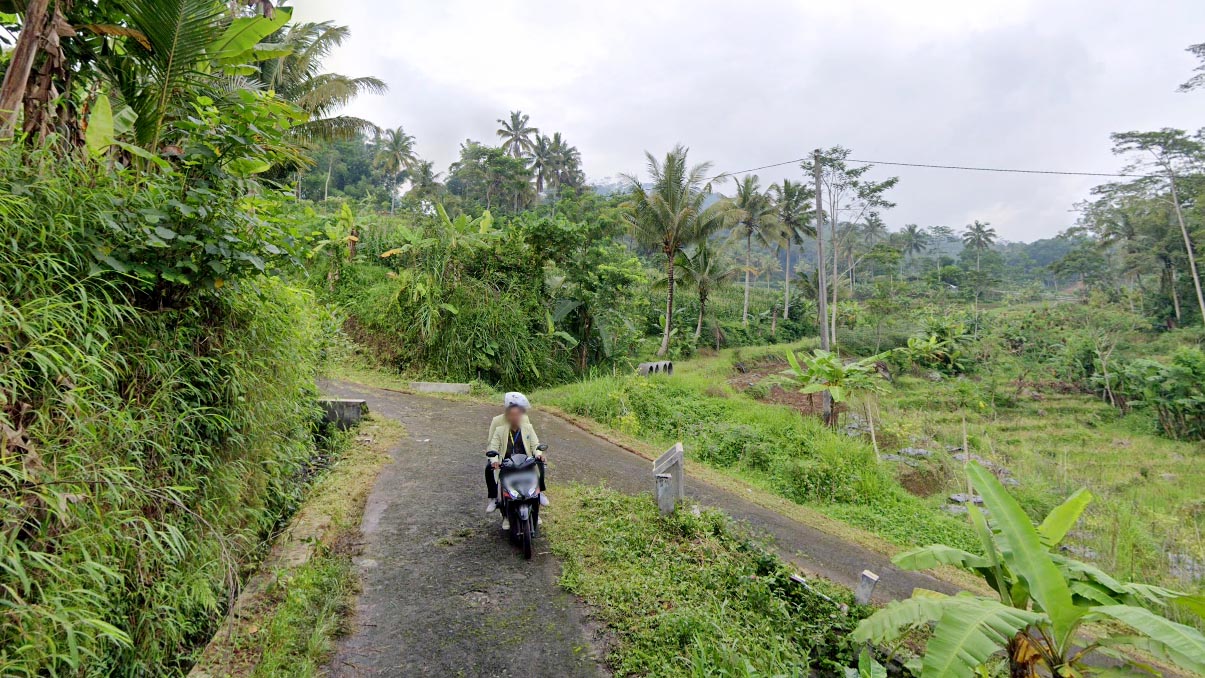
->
<box><xmin>406</xmin><ymin>160</ymin><xmax>444</xmax><ymax>202</ymax></box>
<box><xmin>255</xmin><ymin>21</ymin><xmax>387</xmax><ymax>141</ymax></box>
<box><xmin>622</xmin><ymin>145</ymin><xmax>725</xmax><ymax>356</ymax></box>
<box><xmin>769</xmin><ymin>179</ymin><xmax>815</xmax><ymax>320</ymax></box>
<box><xmin>496</xmin><ymin>110</ymin><xmax>538</xmax><ymax>159</ymax></box>
<box><xmin>373</xmin><ymin>126</ymin><xmax>418</xmax><ymax>213</ymax></box>
<box><xmin>962</xmin><ymin>219</ymin><xmax>998</xmax><ymax>272</ymax></box>
<box><xmin>676</xmin><ymin>241</ymin><xmax>740</xmax><ymax>339</ymax></box>
<box><xmin>731</xmin><ymin>175</ymin><xmax>778</xmax><ymax>326</ymax></box>
<box><xmin>898</xmin><ymin>224</ymin><xmax>930</xmax><ymax>260</ymax></box>
<box><xmin>860</xmin><ymin>216</ymin><xmax>889</xmax><ymax>245</ymax></box>
<box><xmin>549</xmin><ymin>132</ymin><xmax>584</xmax><ymax>190</ymax></box>
<box><xmin>531</xmin><ymin>134</ymin><xmax>553</xmax><ymax>194</ymax></box>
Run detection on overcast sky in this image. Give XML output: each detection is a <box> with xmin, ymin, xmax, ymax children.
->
<box><xmin>293</xmin><ymin>0</ymin><xmax>1202</xmax><ymax>242</ymax></box>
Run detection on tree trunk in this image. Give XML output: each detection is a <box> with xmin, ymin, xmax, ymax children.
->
<box><xmin>783</xmin><ymin>240</ymin><xmax>791</xmax><ymax>320</ymax></box>
<box><xmin>1169</xmin><ymin>176</ymin><xmax>1205</xmax><ymax>325</ymax></box>
<box><xmin>742</xmin><ymin>231</ymin><xmax>751</xmax><ymax>326</ymax></box>
<box><xmin>1170</xmin><ymin>263</ymin><xmax>1183</xmax><ymax>323</ymax></box>
<box><xmin>657</xmin><ymin>253</ymin><xmax>675</xmax><ymax>357</ymax></box>
<box><xmin>323</xmin><ymin>157</ymin><xmax>333</xmax><ymax>201</ymax></box>
<box><xmin>0</xmin><ymin>0</ymin><xmax>52</xmax><ymax>138</ymax></box>
<box><xmin>830</xmin><ymin>249</ymin><xmax>839</xmax><ymax>345</ymax></box>
<box><xmin>866</xmin><ymin>400</ymin><xmax>879</xmax><ymax>461</ymax></box>
<box><xmin>813</xmin><ymin>150</ymin><xmax>832</xmax><ymax>424</ymax></box>
<box><xmin>578</xmin><ymin>316</ymin><xmax>590</xmax><ymax>372</ymax></box>
<box><xmin>830</xmin><ymin>210</ymin><xmax>840</xmax><ymax>344</ymax></box>
<box><xmin>695</xmin><ymin>295</ymin><xmax>705</xmax><ymax>339</ymax></box>
<box><xmin>975</xmin><ymin>249</ymin><xmax>983</xmax><ymax>310</ymax></box>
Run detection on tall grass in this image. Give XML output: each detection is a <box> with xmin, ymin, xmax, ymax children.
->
<box><xmin>1</xmin><ymin>147</ymin><xmax>323</xmax><ymax>674</ymax></box>
<box><xmin>537</xmin><ymin>363</ymin><xmax>978</xmax><ymax>552</ymax></box>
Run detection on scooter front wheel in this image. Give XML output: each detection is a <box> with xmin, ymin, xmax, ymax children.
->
<box><xmin>520</xmin><ymin>514</ymin><xmax>533</xmax><ymax>560</ymax></box>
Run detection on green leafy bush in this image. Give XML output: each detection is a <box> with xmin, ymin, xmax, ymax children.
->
<box><xmin>0</xmin><ymin>146</ymin><xmax>323</xmax><ymax>676</ymax></box>
<box><xmin>1108</xmin><ymin>348</ymin><xmax>1205</xmax><ymax>440</ymax></box>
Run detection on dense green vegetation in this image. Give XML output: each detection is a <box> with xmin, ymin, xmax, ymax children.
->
<box><xmin>0</xmin><ymin>1</ymin><xmax>373</xmax><ymax>674</ymax></box>
<box><xmin>546</xmin><ymin>484</ymin><xmax>870</xmax><ymax>677</ymax></box>
<box><xmin>3</xmin><ymin>0</ymin><xmax>1205</xmax><ymax>674</ymax></box>
<box><xmin>856</xmin><ymin>465</ymin><xmax>1205</xmax><ymax>677</ymax></box>
<box><xmin>2</xmin><ymin>145</ymin><xmax>322</xmax><ymax>674</ymax></box>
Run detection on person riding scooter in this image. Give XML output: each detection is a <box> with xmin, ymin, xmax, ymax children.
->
<box><xmin>484</xmin><ymin>393</ymin><xmax>548</xmax><ymax>530</ymax></box>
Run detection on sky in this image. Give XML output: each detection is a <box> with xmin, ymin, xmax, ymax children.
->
<box><xmin>292</xmin><ymin>0</ymin><xmax>1203</xmax><ymax>242</ymax></box>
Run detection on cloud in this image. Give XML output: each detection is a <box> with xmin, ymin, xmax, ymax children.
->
<box><xmin>291</xmin><ymin>0</ymin><xmax>1204</xmax><ymax>241</ymax></box>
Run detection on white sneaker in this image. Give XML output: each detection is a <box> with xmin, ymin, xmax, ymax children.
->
<box><xmin>501</xmin><ymin>518</ymin><xmax>510</xmax><ymax>530</ymax></box>
<box><xmin>485</xmin><ymin>500</ymin><xmax>497</xmax><ymax>514</ymax></box>
<box><xmin>538</xmin><ymin>494</ymin><xmax>550</xmax><ymax>506</ymax></box>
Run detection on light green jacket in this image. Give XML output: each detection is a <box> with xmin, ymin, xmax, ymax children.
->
<box><xmin>487</xmin><ymin>417</ymin><xmax>541</xmax><ymax>460</ymax></box>
<box><xmin>486</xmin><ymin>413</ymin><xmax>530</xmax><ymax>448</ymax></box>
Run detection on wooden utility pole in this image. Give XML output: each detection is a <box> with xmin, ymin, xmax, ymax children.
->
<box><xmin>813</xmin><ymin>149</ymin><xmax>833</xmax><ymax>424</ymax></box>
<box><xmin>0</xmin><ymin>0</ymin><xmax>53</xmax><ymax>138</ymax></box>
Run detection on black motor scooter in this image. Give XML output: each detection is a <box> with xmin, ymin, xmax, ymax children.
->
<box><xmin>487</xmin><ymin>444</ymin><xmax>546</xmax><ymax>559</ymax></box>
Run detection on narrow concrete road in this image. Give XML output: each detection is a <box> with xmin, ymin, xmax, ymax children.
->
<box><xmin>325</xmin><ymin>382</ymin><xmax>604</xmax><ymax>678</ymax></box>
<box><xmin>325</xmin><ymin>380</ymin><xmax>958</xmax><ymax>676</ymax></box>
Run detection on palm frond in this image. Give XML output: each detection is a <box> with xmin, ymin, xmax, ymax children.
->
<box><xmin>117</xmin><ymin>0</ymin><xmax>226</xmax><ymax>148</ymax></box>
<box><xmin>293</xmin><ymin>115</ymin><xmax>379</xmax><ymax>142</ymax></box>
<box><xmin>295</xmin><ymin>73</ymin><xmax>387</xmax><ymax>116</ymax></box>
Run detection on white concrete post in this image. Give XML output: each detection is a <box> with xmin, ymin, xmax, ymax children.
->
<box><xmin>653</xmin><ymin>442</ymin><xmax>685</xmax><ymax>514</ymax></box>
<box><xmin>855</xmin><ymin>570</ymin><xmax>879</xmax><ymax>605</ymax></box>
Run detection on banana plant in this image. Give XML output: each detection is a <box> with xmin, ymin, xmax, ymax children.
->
<box><xmin>784</xmin><ymin>349</ymin><xmax>885</xmax><ymax>407</ymax></box>
<box><xmin>901</xmin><ymin>334</ymin><xmax>967</xmax><ymax>374</ymax></box>
<box><xmin>853</xmin><ymin>462</ymin><xmax>1205</xmax><ymax>677</ymax></box>
<box><xmin>784</xmin><ymin>348</ymin><xmax>887</xmax><ymax>433</ymax></box>
<box><xmin>435</xmin><ymin>203</ymin><xmax>497</xmax><ymax>250</ymax></box>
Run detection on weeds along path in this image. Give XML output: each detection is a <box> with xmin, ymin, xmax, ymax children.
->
<box><xmin>322</xmin><ymin>380</ymin><xmax>959</xmax><ymax>675</ymax></box>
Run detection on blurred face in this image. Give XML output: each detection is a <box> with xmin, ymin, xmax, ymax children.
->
<box><xmin>505</xmin><ymin>405</ymin><xmax>525</xmax><ymax>429</ymax></box>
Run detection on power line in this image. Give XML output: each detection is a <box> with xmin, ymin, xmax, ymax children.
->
<box><xmin>706</xmin><ymin>155</ymin><xmax>1160</xmax><ymax>182</ymax></box>
<box><xmin>846</xmin><ymin>158</ymin><xmax>1158</xmax><ymax>179</ymax></box>
<box><xmin>708</xmin><ymin>157</ymin><xmax>811</xmax><ymax>181</ymax></box>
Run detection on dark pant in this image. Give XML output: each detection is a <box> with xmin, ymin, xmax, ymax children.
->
<box><xmin>486</xmin><ymin>459</ymin><xmax>546</xmax><ymax>499</ymax></box>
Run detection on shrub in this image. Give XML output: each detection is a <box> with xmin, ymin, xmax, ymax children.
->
<box><xmin>0</xmin><ymin>147</ymin><xmax>322</xmax><ymax>676</ymax></box>
<box><xmin>1108</xmin><ymin>348</ymin><xmax>1205</xmax><ymax>440</ymax></box>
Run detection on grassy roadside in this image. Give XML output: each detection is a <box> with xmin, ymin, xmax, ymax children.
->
<box><xmin>533</xmin><ymin>346</ymin><xmax>982</xmax><ymax>554</ymax></box>
<box><xmin>540</xmin><ymin>403</ymin><xmax>988</xmax><ymax>595</ymax></box>
<box><xmin>320</xmin><ymin>352</ymin><xmax>499</xmax><ymax>401</ymax></box>
<box><xmin>189</xmin><ymin>417</ymin><xmax>402</xmax><ymax>677</ymax></box>
<box><xmin>545</xmin><ymin>484</ymin><xmax>872</xmax><ymax>677</ymax></box>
